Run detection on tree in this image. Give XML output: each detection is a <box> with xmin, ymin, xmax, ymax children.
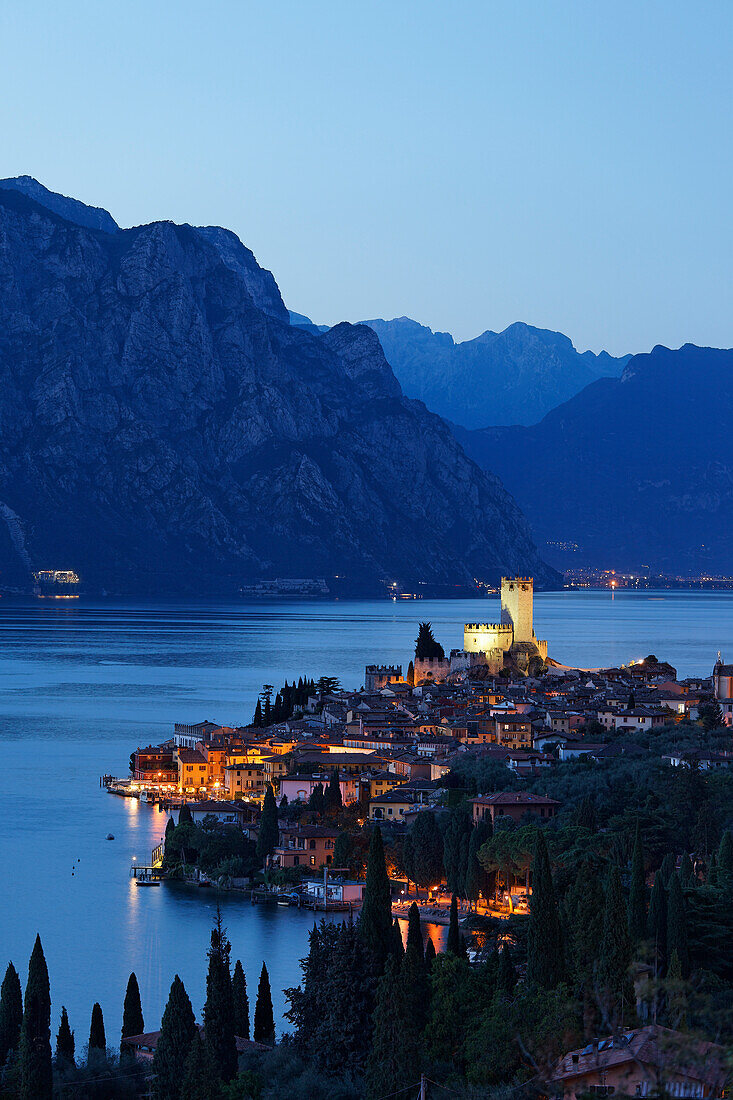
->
<box><xmin>667</xmin><ymin>872</ymin><xmax>690</xmax><ymax>979</ymax></box>
<box><xmin>55</xmin><ymin>1007</ymin><xmax>74</xmax><ymax>1068</ymax></box>
<box><xmin>648</xmin><ymin>871</ymin><xmax>668</xmax><ymax>976</ymax></box>
<box><xmin>181</xmin><ymin>1030</ymin><xmax>222</xmax><ymax>1100</ymax></box>
<box><xmin>446</xmin><ymin>893</ymin><xmax>461</xmax><ymax>955</ymax></box>
<box><xmin>252</xmin><ymin>698</ymin><xmax>263</xmax><ymax>727</ymax></box>
<box><xmin>204</xmin><ymin>911</ymin><xmax>237</xmax><ymax>1082</ymax></box>
<box><xmin>443</xmin><ymin>807</ymin><xmax>472</xmax><ymax>896</ymax></box>
<box><xmin>425</xmin><ymin>937</ymin><xmax>436</xmax><ymax>970</ymax></box>
<box><xmin>332</xmin><ymin>830</ymin><xmax>354</xmax><ymax>872</ymax></box>
<box><xmin>679</xmin><ymin>853</ymin><xmax>695</xmax><ymax>888</ymax></box>
<box><xmin>323</xmin><ymin>769</ymin><xmax>343</xmax><ymax>815</ymax></box>
<box><xmin>392</xmin><ymin>918</ymin><xmax>404</xmax><ymax>959</ymax></box>
<box><xmin>359</xmin><ymin>826</ymin><xmax>393</xmax><ymax>974</ymax></box>
<box><xmin>253</xmin><ymin>964</ymin><xmax>275</xmax><ymax>1045</ymax></box>
<box><xmin>19</xmin><ymin>934</ymin><xmax>52</xmax><ymax>1100</ymax></box>
<box><xmin>597</xmin><ymin>866</ymin><xmax>633</xmax><ymax>1027</ymax></box>
<box><xmin>497</xmin><ymin>945</ymin><xmax>517</xmax><ymax>994</ymax></box>
<box><xmin>628</xmin><ymin>823</ymin><xmax>647</xmax><ymax>943</ymax></box>
<box><xmin>465</xmin><ymin>817</ymin><xmax>493</xmax><ymax>907</ymax></box>
<box><xmin>178</xmin><ymin>803</ymin><xmax>193</xmax><ymax>826</ymax></box>
<box><xmin>121</xmin><ymin>972</ymin><xmax>144</xmax><ymax>1055</ymax></box>
<box><xmin>698</xmin><ymin>701</ymin><xmax>724</xmax><ymax>730</ymax></box>
<box><xmin>406</xmin><ymin>902</ymin><xmax>424</xmax><ymax>964</ymax></box>
<box><xmin>308</xmin><ymin>783</ymin><xmax>324</xmax><ymax>815</ymax></box>
<box><xmin>232</xmin><ymin>961</ymin><xmax>249</xmax><ymax>1040</ymax></box>
<box><xmin>256</xmin><ymin>784</ymin><xmax>279</xmax><ymax>866</ymax></box>
<box><xmin>0</xmin><ymin>962</ymin><xmax>23</xmax><ymax>1067</ymax></box>
<box><xmin>526</xmin><ymin>830</ymin><xmax>564</xmax><ymax>989</ymax></box>
<box><xmin>564</xmin><ymin>862</ymin><xmax>605</xmax><ymax>1035</ymax></box>
<box><xmin>365</xmin><ymin>956</ymin><xmax>417</xmax><ymax>1100</ymax></box>
<box><xmin>406</xmin><ymin>660</ymin><xmax>414</xmax><ymax>686</ymax></box>
<box><xmin>153</xmin><ymin>975</ymin><xmax>197</xmax><ymax>1100</ymax></box>
<box><xmin>415</xmin><ymin>622</ymin><xmax>445</xmax><ymax>660</ymax></box>
<box><xmin>660</xmin><ymin>852</ymin><xmax>676</xmax><ymax>886</ymax></box>
<box><xmin>410</xmin><ymin>811</ymin><xmax>444</xmax><ymax>888</ymax></box>
<box><xmin>316</xmin><ymin>675</ymin><xmax>341</xmax><ymax>700</ymax></box>
<box><xmin>284</xmin><ymin>921</ymin><xmax>340</xmax><ymax>1055</ymax></box>
<box><xmin>88</xmin><ymin>1002</ymin><xmax>106</xmax><ymax>1061</ymax></box>
<box><xmin>718</xmin><ymin>830</ymin><xmax>733</xmax><ymax>881</ymax></box>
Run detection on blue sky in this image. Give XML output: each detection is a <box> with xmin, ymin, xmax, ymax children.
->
<box><xmin>1</xmin><ymin>1</ymin><xmax>730</xmax><ymax>355</ymax></box>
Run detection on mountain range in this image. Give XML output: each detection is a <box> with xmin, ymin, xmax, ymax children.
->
<box><xmin>355</xmin><ymin>316</ymin><xmax>630</xmax><ymax>428</ymax></box>
<box><xmin>456</xmin><ymin>344</ymin><xmax>733</xmax><ymax>574</ymax></box>
<box><xmin>0</xmin><ymin>176</ymin><xmax>556</xmax><ymax>595</ymax></box>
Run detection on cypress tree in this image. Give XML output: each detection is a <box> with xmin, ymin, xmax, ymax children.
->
<box><xmin>308</xmin><ymin>782</ymin><xmax>324</xmax><ymax>815</ymax></box>
<box><xmin>392</xmin><ymin>918</ymin><xmax>404</xmax><ymax>959</ymax></box>
<box><xmin>628</xmin><ymin>823</ymin><xmax>647</xmax><ymax>942</ymax></box>
<box><xmin>497</xmin><ymin>945</ymin><xmax>517</xmax><ymax>994</ymax></box>
<box><xmin>660</xmin><ymin>852</ymin><xmax>676</xmax><ymax>886</ymax></box>
<box><xmin>55</xmin><ymin>1006</ymin><xmax>74</xmax><ymax>1067</ymax></box>
<box><xmin>252</xmin><ymin>698</ymin><xmax>263</xmax><ymax>727</ymax></box>
<box><xmin>203</xmin><ymin>911</ymin><xmax>237</xmax><ymax>1081</ymax></box>
<box><xmin>648</xmin><ymin>871</ymin><xmax>668</xmax><ymax>976</ymax></box>
<box><xmin>406</xmin><ymin>902</ymin><xmax>424</xmax><ymax>964</ymax></box>
<box><xmin>324</xmin><ymin>769</ymin><xmax>342</xmax><ymax>815</ymax></box>
<box><xmin>708</xmin><ymin>851</ymin><xmax>719</xmax><ymax>887</ymax></box>
<box><xmin>465</xmin><ymin>817</ymin><xmax>492</xmax><ymax>908</ymax></box>
<box><xmin>407</xmin><ymin>660</ymin><xmax>414</xmax><ymax>686</ymax></box>
<box><xmin>232</xmin><ymin>960</ymin><xmax>249</xmax><ymax>1040</ymax></box>
<box><xmin>88</xmin><ymin>1002</ymin><xmax>106</xmax><ymax>1059</ymax></box>
<box><xmin>333</xmin><ymin>830</ymin><xmax>353</xmax><ymax>872</ymax></box>
<box><xmin>256</xmin><ymin>784</ymin><xmax>279</xmax><ymax>865</ymax></box>
<box><xmin>178</xmin><ymin>803</ymin><xmax>193</xmax><ymax>826</ymax></box>
<box><xmin>678</xmin><ymin>853</ymin><xmax>695</xmax><ymax>888</ymax></box>
<box><xmin>0</xmin><ymin>962</ymin><xmax>23</xmax><ymax>1066</ymax></box>
<box><xmin>358</xmin><ymin>826</ymin><xmax>393</xmax><ymax>974</ymax></box>
<box><xmin>365</xmin><ymin>956</ymin><xmax>417</xmax><ymax>1100</ymax></box>
<box><xmin>181</xmin><ymin>1030</ymin><xmax>222</xmax><ymax>1100</ymax></box>
<box><xmin>718</xmin><ymin>831</ymin><xmax>733</xmax><ymax>882</ymax></box>
<box><xmin>19</xmin><ymin>934</ymin><xmax>52</xmax><ymax>1100</ymax></box>
<box><xmin>526</xmin><ymin>830</ymin><xmax>564</xmax><ymax>988</ymax></box>
<box><xmin>121</xmin><ymin>972</ymin><xmax>144</xmax><ymax>1054</ymax></box>
<box><xmin>313</xmin><ymin>920</ymin><xmax>372</xmax><ymax>1077</ymax></box>
<box><xmin>253</xmin><ymin>963</ymin><xmax>275</xmax><ymax>1045</ymax></box>
<box><xmin>667</xmin><ymin>872</ymin><xmax>690</xmax><ymax>979</ymax></box>
<box><xmin>447</xmin><ymin>893</ymin><xmax>461</xmax><ymax>955</ymax></box>
<box><xmin>597</xmin><ymin>865</ymin><xmax>633</xmax><ymax>1026</ymax></box>
<box><xmin>153</xmin><ymin>975</ymin><xmax>197</xmax><ymax>1100</ymax></box>
<box><xmin>425</xmin><ymin>937</ymin><xmax>436</xmax><ymax>968</ymax></box>
<box><xmin>666</xmin><ymin>951</ymin><xmax>688</xmax><ymax>1030</ymax></box>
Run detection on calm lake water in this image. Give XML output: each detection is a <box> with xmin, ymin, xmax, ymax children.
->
<box><xmin>0</xmin><ymin>590</ymin><xmax>731</xmax><ymax>1045</ymax></box>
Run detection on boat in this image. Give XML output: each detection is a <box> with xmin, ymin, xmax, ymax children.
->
<box><xmin>135</xmin><ymin>879</ymin><xmax>160</xmax><ymax>887</ymax></box>
<box><xmin>106</xmin><ymin>833</ymin><xmax>115</xmax><ymax>840</ymax></box>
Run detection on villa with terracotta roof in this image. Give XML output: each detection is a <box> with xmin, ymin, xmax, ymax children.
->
<box><xmin>469</xmin><ymin>791</ymin><xmax>560</xmax><ymax>825</ymax></box>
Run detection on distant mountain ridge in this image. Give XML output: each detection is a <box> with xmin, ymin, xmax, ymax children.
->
<box><xmin>0</xmin><ymin>178</ymin><xmax>557</xmax><ymax>594</ymax></box>
<box><xmin>360</xmin><ymin>316</ymin><xmax>631</xmax><ymax>428</ymax></box>
<box><xmin>456</xmin><ymin>344</ymin><xmax>733</xmax><ymax>574</ymax></box>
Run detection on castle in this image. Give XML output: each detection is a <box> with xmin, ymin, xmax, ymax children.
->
<box><xmin>411</xmin><ymin>577</ymin><xmax>548</xmax><ymax>685</ymax></box>
<box><xmin>464</xmin><ymin>577</ymin><xmax>548</xmax><ymax>672</ymax></box>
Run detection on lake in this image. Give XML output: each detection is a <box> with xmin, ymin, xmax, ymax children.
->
<box><xmin>0</xmin><ymin>589</ymin><xmax>730</xmax><ymax>1046</ymax></box>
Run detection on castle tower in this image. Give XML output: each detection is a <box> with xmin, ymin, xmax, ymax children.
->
<box><xmin>501</xmin><ymin>577</ymin><xmax>534</xmax><ymax>644</ymax></box>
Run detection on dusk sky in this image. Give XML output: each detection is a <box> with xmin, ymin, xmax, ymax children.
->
<box><xmin>1</xmin><ymin>0</ymin><xmax>730</xmax><ymax>355</ymax></box>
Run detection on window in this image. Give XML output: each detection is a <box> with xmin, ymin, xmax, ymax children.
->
<box><xmin>310</xmin><ymin>856</ymin><xmax>316</xmax><ymax>866</ymax></box>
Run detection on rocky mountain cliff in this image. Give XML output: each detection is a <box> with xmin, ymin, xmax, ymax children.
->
<box><xmin>361</xmin><ymin>316</ymin><xmax>630</xmax><ymax>428</ymax></box>
<box><xmin>0</xmin><ymin>180</ymin><xmax>556</xmax><ymax>595</ymax></box>
<box><xmin>456</xmin><ymin>345</ymin><xmax>733</xmax><ymax>574</ymax></box>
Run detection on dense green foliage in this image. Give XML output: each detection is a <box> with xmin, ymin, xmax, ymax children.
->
<box><xmin>414</xmin><ymin>622</ymin><xmax>445</xmax><ymax>660</ymax></box>
<box><xmin>121</xmin><ymin>972</ymin><xmax>144</xmax><ymax>1052</ymax></box>
<box><xmin>256</xmin><ymin>785</ymin><xmax>279</xmax><ymax>866</ymax></box>
<box><xmin>204</xmin><ymin>913</ymin><xmax>237</xmax><ymax>1082</ymax></box>
<box><xmin>0</xmin><ymin>962</ymin><xmax>23</xmax><ymax>1068</ymax></box>
<box><xmin>19</xmin><ymin>934</ymin><xmax>52</xmax><ymax>1100</ymax></box>
<box><xmin>253</xmin><ymin>965</ymin><xmax>275</xmax><ymax>1046</ymax></box>
<box><xmin>232</xmin><ymin>960</ymin><xmax>249</xmax><ymax>1041</ymax></box>
<box><xmin>153</xmin><ymin>975</ymin><xmax>197</xmax><ymax>1100</ymax></box>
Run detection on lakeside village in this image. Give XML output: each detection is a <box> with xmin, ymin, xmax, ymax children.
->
<box><xmin>84</xmin><ymin>575</ymin><xmax>733</xmax><ymax>1098</ymax></box>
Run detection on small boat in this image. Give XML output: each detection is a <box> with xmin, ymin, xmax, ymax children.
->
<box><xmin>136</xmin><ymin>879</ymin><xmax>160</xmax><ymax>887</ymax></box>
<box><xmin>106</xmin><ymin>834</ymin><xmax>115</xmax><ymax>840</ymax></box>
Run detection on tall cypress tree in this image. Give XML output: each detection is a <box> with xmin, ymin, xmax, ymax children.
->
<box><xmin>312</xmin><ymin>921</ymin><xmax>372</xmax><ymax>1077</ymax></box>
<box><xmin>403</xmin><ymin>903</ymin><xmax>429</xmax><ymax>1035</ymax></box>
<box><xmin>88</xmin><ymin>1002</ymin><xmax>106</xmax><ymax>1061</ymax></box>
<box><xmin>406</xmin><ymin>902</ymin><xmax>424</xmax><ymax>964</ymax></box>
<box><xmin>256</xmin><ymin>784</ymin><xmax>279</xmax><ymax>866</ymax></box>
<box><xmin>121</xmin><ymin>972</ymin><xmax>144</xmax><ymax>1055</ymax></box>
<box><xmin>0</xmin><ymin>962</ymin><xmax>23</xmax><ymax>1067</ymax></box>
<box><xmin>232</xmin><ymin>960</ymin><xmax>249</xmax><ymax>1040</ymax></box>
<box><xmin>718</xmin><ymin>831</ymin><xmax>733</xmax><ymax>883</ymax></box>
<box><xmin>324</xmin><ymin>769</ymin><xmax>342</xmax><ymax>815</ymax></box>
<box><xmin>526</xmin><ymin>830</ymin><xmax>564</xmax><ymax>988</ymax></box>
<box><xmin>628</xmin><ymin>824</ymin><xmax>647</xmax><ymax>942</ymax></box>
<box><xmin>19</xmin><ymin>934</ymin><xmax>52</xmax><ymax>1100</ymax></box>
<box><xmin>253</xmin><ymin>963</ymin><xmax>275</xmax><ymax>1045</ymax></box>
<box><xmin>597</xmin><ymin>865</ymin><xmax>633</xmax><ymax>1026</ymax></box>
<box><xmin>424</xmin><ymin>937</ymin><xmax>436</xmax><ymax>969</ymax></box>
<box><xmin>203</xmin><ymin>912</ymin><xmax>237</xmax><ymax>1082</ymax></box>
<box><xmin>365</xmin><ymin>956</ymin><xmax>417</xmax><ymax>1100</ymax></box>
<box><xmin>181</xmin><ymin>1030</ymin><xmax>222</xmax><ymax>1100</ymax></box>
<box><xmin>359</xmin><ymin>826</ymin><xmax>393</xmax><ymax>974</ymax></box>
<box><xmin>178</xmin><ymin>803</ymin><xmax>193</xmax><ymax>826</ymax></box>
<box><xmin>678</xmin><ymin>854</ymin><xmax>695</xmax><ymax>888</ymax></box>
<box><xmin>497</xmin><ymin>945</ymin><xmax>517</xmax><ymax>994</ymax></box>
<box><xmin>153</xmin><ymin>976</ymin><xmax>197</xmax><ymax>1100</ymax></box>
<box><xmin>648</xmin><ymin>871</ymin><xmax>668</xmax><ymax>977</ymax></box>
<box><xmin>55</xmin><ymin>1007</ymin><xmax>74</xmax><ymax>1067</ymax></box>
<box><xmin>392</xmin><ymin>918</ymin><xmax>404</xmax><ymax>959</ymax></box>
<box><xmin>252</xmin><ymin>698</ymin><xmax>263</xmax><ymax>727</ymax></box>
<box><xmin>447</xmin><ymin>893</ymin><xmax>461</xmax><ymax>956</ymax></box>
<box><xmin>660</xmin><ymin>852</ymin><xmax>676</xmax><ymax>886</ymax></box>
<box><xmin>465</xmin><ymin>817</ymin><xmax>493</xmax><ymax>908</ymax></box>
<box><xmin>667</xmin><ymin>872</ymin><xmax>690</xmax><ymax>979</ymax></box>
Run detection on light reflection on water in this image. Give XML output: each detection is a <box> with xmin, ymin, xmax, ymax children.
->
<box><xmin>0</xmin><ymin>592</ymin><xmax>730</xmax><ymax>1039</ymax></box>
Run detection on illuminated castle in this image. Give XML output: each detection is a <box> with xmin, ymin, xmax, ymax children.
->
<box><xmin>464</xmin><ymin>577</ymin><xmax>547</xmax><ymax>673</ymax></box>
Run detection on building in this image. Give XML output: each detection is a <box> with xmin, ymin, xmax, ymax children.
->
<box><xmin>469</xmin><ymin>791</ymin><xmax>559</xmax><ymax>825</ymax></box>
<box><xmin>713</xmin><ymin>658</ymin><xmax>733</xmax><ymax>725</ymax></box>
<box><xmin>224</xmin><ymin>762</ymin><xmax>266</xmax><ymax>800</ymax></box>
<box><xmin>495</xmin><ymin>716</ymin><xmax>533</xmax><ymax>749</ymax></box>
<box><xmin>122</xmin><ymin>1026</ymin><xmax>269</xmax><ymax>1063</ymax></box>
<box><xmin>132</xmin><ymin>744</ymin><xmax>177</xmax><ymax>785</ymax></box>
<box><xmin>369</xmin><ymin>788</ymin><xmax>415</xmax><ymax>821</ymax></box>
<box><xmin>172</xmin><ymin>801</ymin><xmax>257</xmax><ymax>827</ymax></box>
<box><xmin>364</xmin><ymin>665</ymin><xmax>403</xmax><ymax>691</ymax></box>
<box><xmin>176</xmin><ymin>748</ymin><xmax>210</xmax><ymax>793</ymax></box>
<box><xmin>274</xmin><ymin>825</ymin><xmax>338</xmax><ymax>868</ymax></box>
<box><xmin>464</xmin><ymin>577</ymin><xmax>548</xmax><ymax>675</ymax></box>
<box><xmin>551</xmin><ymin>1026</ymin><xmax>729</xmax><ymax>1100</ymax></box>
